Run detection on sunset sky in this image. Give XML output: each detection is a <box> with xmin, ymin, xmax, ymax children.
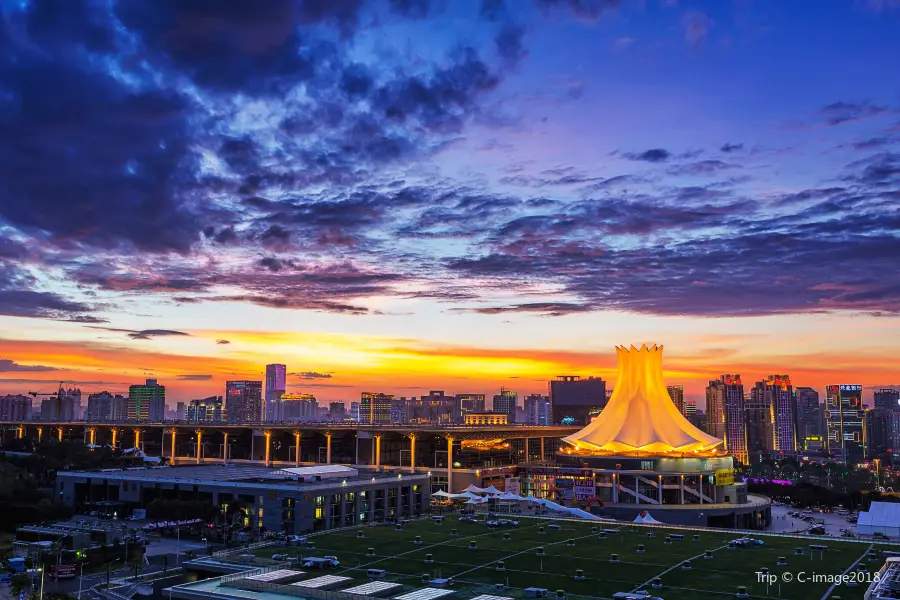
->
<box><xmin>1</xmin><ymin>0</ymin><xmax>899</xmax><ymax>407</ymax></box>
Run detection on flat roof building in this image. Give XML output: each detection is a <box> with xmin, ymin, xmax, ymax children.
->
<box><xmin>56</xmin><ymin>464</ymin><xmax>430</xmax><ymax>534</ymax></box>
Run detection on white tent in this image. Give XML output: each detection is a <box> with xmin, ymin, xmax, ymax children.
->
<box><xmin>857</xmin><ymin>502</ymin><xmax>900</xmax><ymax>538</ymax></box>
<box><xmin>523</xmin><ymin>496</ymin><xmax>602</xmax><ymax>520</ymax></box>
<box><xmin>633</xmin><ymin>511</ymin><xmax>663</xmax><ymax>524</ymax></box>
<box><xmin>496</xmin><ymin>492</ymin><xmax>521</xmax><ymax>500</ymax></box>
<box><xmin>432</xmin><ymin>490</ymin><xmax>454</xmax><ymax>498</ymax></box>
<box><xmin>464</xmin><ymin>484</ymin><xmax>489</xmax><ymax>494</ymax></box>
<box><xmin>483</xmin><ymin>485</ymin><xmax>502</xmax><ymax>495</ymax></box>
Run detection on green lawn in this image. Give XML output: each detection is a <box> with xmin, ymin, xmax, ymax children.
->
<box><xmin>247</xmin><ymin>518</ymin><xmax>896</xmax><ymax>600</ymax></box>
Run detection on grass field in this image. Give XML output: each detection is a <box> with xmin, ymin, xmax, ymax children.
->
<box><xmin>250</xmin><ymin>517</ymin><xmax>899</xmax><ymax>600</ymax></box>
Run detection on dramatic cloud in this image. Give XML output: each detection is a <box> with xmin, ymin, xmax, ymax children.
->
<box><xmin>720</xmin><ymin>142</ymin><xmax>744</xmax><ymax>153</ymax></box>
<box><xmin>176</xmin><ymin>374</ymin><xmax>213</xmax><ymax>381</ymax></box>
<box><xmin>818</xmin><ymin>100</ymin><xmax>893</xmax><ymax>126</ymax></box>
<box><xmin>0</xmin><ymin>359</ymin><xmax>57</xmax><ymax>373</ymax></box>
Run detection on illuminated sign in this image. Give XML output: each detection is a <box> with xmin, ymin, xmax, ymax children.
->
<box><xmin>840</xmin><ymin>385</ymin><xmax>862</xmax><ymax>392</ymax></box>
<box><xmin>714</xmin><ymin>469</ymin><xmax>735</xmax><ymax>486</ymax></box>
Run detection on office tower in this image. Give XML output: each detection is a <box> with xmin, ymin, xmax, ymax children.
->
<box><xmin>666</xmin><ymin>385</ymin><xmax>685</xmax><ymax>415</ymax></box>
<box><xmin>175</xmin><ymin>401</ymin><xmax>186</xmax><ymax>421</ymax></box>
<box><xmin>455</xmin><ymin>394</ymin><xmax>486</xmax><ymax>422</ymax></box>
<box><xmin>524</xmin><ymin>394</ymin><xmax>551</xmax><ymax>425</ymax></box>
<box><xmin>706</xmin><ymin>375</ymin><xmax>747</xmax><ymax>463</ymax></box>
<box><xmin>350</xmin><ymin>401</ymin><xmax>361</xmax><ymax>422</ymax></box>
<box><xmin>281</xmin><ymin>393</ymin><xmax>318</xmax><ymax>421</ymax></box>
<box><xmin>225</xmin><ymin>380</ymin><xmax>263</xmax><ymax>423</ymax></box>
<box><xmin>867</xmin><ymin>408</ymin><xmax>900</xmax><ymax>464</ymax></box>
<box><xmin>361</xmin><ymin>392</ymin><xmax>394</xmax><ymax>424</ymax></box>
<box><xmin>265</xmin><ymin>364</ymin><xmax>287</xmax><ymax>421</ymax></box>
<box><xmin>185</xmin><ymin>396</ymin><xmax>225</xmax><ymax>422</ymax></box>
<box><xmin>492</xmin><ymin>388</ymin><xmax>518</xmax><ymax>423</ymax></box>
<box><xmin>745</xmin><ymin>385</ymin><xmax>774</xmax><ymax>458</ymax></box>
<box><xmin>0</xmin><ymin>395</ymin><xmax>32</xmax><ymax>421</ymax></box>
<box><xmin>390</xmin><ymin>398</ymin><xmax>409</xmax><ymax>424</ymax></box>
<box><xmin>127</xmin><ymin>379</ymin><xmax>166</xmax><ymax>422</ymax></box>
<box><xmin>874</xmin><ymin>388</ymin><xmax>900</xmax><ymax>410</ymax></box>
<box><xmin>825</xmin><ymin>384</ymin><xmax>865</xmax><ymax>463</ymax></box>
<box><xmin>84</xmin><ymin>392</ymin><xmax>119</xmax><ymax>422</ymax></box>
<box><xmin>413</xmin><ymin>391</ymin><xmax>454</xmax><ymax>423</ymax></box>
<box><xmin>329</xmin><ymin>402</ymin><xmax>346</xmax><ymax>419</ymax></box>
<box><xmin>763</xmin><ymin>375</ymin><xmax>795</xmax><ymax>453</ymax></box>
<box><xmin>794</xmin><ymin>387</ymin><xmax>824</xmax><ymax>450</ymax></box>
<box><xmin>549</xmin><ymin>376</ymin><xmax>606</xmax><ymax>425</ymax></box>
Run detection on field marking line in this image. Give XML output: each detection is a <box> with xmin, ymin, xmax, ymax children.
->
<box><xmin>631</xmin><ymin>543</ymin><xmax>731</xmax><ymax>593</ymax></box>
<box><xmin>819</xmin><ymin>542</ymin><xmax>873</xmax><ymax>600</ymax></box>
<box><xmin>448</xmin><ymin>525</ymin><xmax>625</xmax><ymax>579</ymax></box>
<box><xmin>336</xmin><ymin>519</ymin><xmax>549</xmax><ymax>574</ymax></box>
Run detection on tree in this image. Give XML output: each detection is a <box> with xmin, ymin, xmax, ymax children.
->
<box><xmin>10</xmin><ymin>573</ymin><xmax>31</xmax><ymax>597</ymax></box>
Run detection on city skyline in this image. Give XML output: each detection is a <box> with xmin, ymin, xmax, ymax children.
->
<box><xmin>2</xmin><ymin>2</ymin><xmax>900</xmax><ymax>405</ymax></box>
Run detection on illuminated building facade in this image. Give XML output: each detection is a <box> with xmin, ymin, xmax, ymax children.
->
<box><xmin>264</xmin><ymin>363</ymin><xmax>287</xmax><ymax>422</ymax></box>
<box><xmin>185</xmin><ymin>396</ymin><xmax>225</xmax><ymax>422</ymax></box>
<box><xmin>492</xmin><ymin>389</ymin><xmax>518</xmax><ymax>423</ymax></box>
<box><xmin>794</xmin><ymin>387</ymin><xmax>824</xmax><ymax>450</ymax></box>
<box><xmin>225</xmin><ymin>380</ymin><xmax>263</xmax><ymax>423</ymax></box>
<box><xmin>706</xmin><ymin>375</ymin><xmax>747</xmax><ymax>463</ymax></box>
<box><xmin>464</xmin><ymin>412</ymin><xmax>508</xmax><ymax>425</ymax></box>
<box><xmin>549</xmin><ymin>376</ymin><xmax>606</xmax><ymax>425</ymax></box>
<box><xmin>825</xmin><ymin>384</ymin><xmax>865</xmax><ymax>463</ymax></box>
<box><xmin>455</xmin><ymin>393</ymin><xmax>486</xmax><ymax>422</ymax></box>
<box><xmin>666</xmin><ymin>385</ymin><xmax>685</xmax><ymax>415</ymax></box>
<box><xmin>0</xmin><ymin>394</ymin><xmax>33</xmax><ymax>421</ymax></box>
<box><xmin>128</xmin><ymin>379</ymin><xmax>165</xmax><ymax>422</ymax></box>
<box><xmin>361</xmin><ymin>392</ymin><xmax>394</xmax><ymax>424</ymax></box>
<box><xmin>766</xmin><ymin>375</ymin><xmax>795</xmax><ymax>453</ymax></box>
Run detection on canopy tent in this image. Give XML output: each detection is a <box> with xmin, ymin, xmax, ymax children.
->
<box><xmin>857</xmin><ymin>502</ymin><xmax>900</xmax><ymax>538</ymax></box>
<box><xmin>463</xmin><ymin>484</ymin><xmax>488</xmax><ymax>493</ymax></box>
<box><xmin>496</xmin><ymin>492</ymin><xmax>522</xmax><ymax>500</ymax></box>
<box><xmin>483</xmin><ymin>485</ymin><xmax>502</xmax><ymax>495</ymax></box>
<box><xmin>523</xmin><ymin>496</ymin><xmax>602</xmax><ymax>520</ymax></box>
<box><xmin>633</xmin><ymin>511</ymin><xmax>663</xmax><ymax>524</ymax></box>
<box><xmin>563</xmin><ymin>345</ymin><xmax>723</xmax><ymax>454</ymax></box>
<box><xmin>431</xmin><ymin>490</ymin><xmax>454</xmax><ymax>498</ymax></box>
<box><xmin>465</xmin><ymin>496</ymin><xmax>488</xmax><ymax>505</ymax></box>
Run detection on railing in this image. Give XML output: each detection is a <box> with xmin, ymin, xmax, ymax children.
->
<box><xmin>213</xmin><ymin>539</ymin><xmax>276</xmax><ymax>558</ymax></box>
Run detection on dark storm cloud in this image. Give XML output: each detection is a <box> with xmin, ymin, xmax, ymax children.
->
<box><xmin>666</xmin><ymin>160</ymin><xmax>739</xmax><ymax>176</ymax></box>
<box><xmin>0</xmin><ymin>359</ymin><xmax>57</xmax><ymax>373</ymax></box>
<box><xmin>622</xmin><ymin>148</ymin><xmax>671</xmax><ymax>162</ymax></box>
<box><xmin>0</xmin><ymin>0</ymin><xmax>204</xmax><ymax>253</ymax></box>
<box><xmin>0</xmin><ymin>261</ymin><xmax>98</xmax><ymax>321</ymax></box>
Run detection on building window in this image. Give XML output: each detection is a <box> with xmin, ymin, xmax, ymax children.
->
<box><xmin>315</xmin><ymin>507</ymin><xmax>324</xmax><ymax>519</ymax></box>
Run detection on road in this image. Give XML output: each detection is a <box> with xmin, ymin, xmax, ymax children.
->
<box><xmin>768</xmin><ymin>504</ymin><xmax>856</xmax><ymax>537</ymax></box>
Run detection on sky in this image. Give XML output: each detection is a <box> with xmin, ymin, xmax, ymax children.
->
<box><xmin>1</xmin><ymin>0</ymin><xmax>900</xmax><ymax>408</ymax></box>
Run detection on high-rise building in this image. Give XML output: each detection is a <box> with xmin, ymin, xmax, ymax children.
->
<box><xmin>524</xmin><ymin>394</ymin><xmax>550</xmax><ymax>425</ymax></box>
<box><xmin>745</xmin><ymin>386</ymin><xmax>774</xmax><ymax>458</ymax></box>
<box><xmin>549</xmin><ymin>376</ymin><xmax>606</xmax><ymax>425</ymax></box>
<box><xmin>128</xmin><ymin>379</ymin><xmax>166</xmax><ymax>422</ymax></box>
<box><xmin>492</xmin><ymin>388</ymin><xmax>518</xmax><ymax>423</ymax></box>
<box><xmin>361</xmin><ymin>392</ymin><xmax>394</xmax><ymax>424</ymax></box>
<box><xmin>175</xmin><ymin>401</ymin><xmax>186</xmax><ymax>421</ymax></box>
<box><xmin>281</xmin><ymin>393</ymin><xmax>318</xmax><ymax>421</ymax></box>
<box><xmin>58</xmin><ymin>386</ymin><xmax>82</xmax><ymax>420</ymax></box>
<box><xmin>265</xmin><ymin>364</ymin><xmax>287</xmax><ymax>421</ymax></box>
<box><xmin>826</xmin><ymin>384</ymin><xmax>865</xmax><ymax>463</ymax></box>
<box><xmin>684</xmin><ymin>401</ymin><xmax>697</xmax><ymax>417</ymax></box>
<box><xmin>758</xmin><ymin>375</ymin><xmax>795</xmax><ymax>453</ymax></box>
<box><xmin>0</xmin><ymin>395</ymin><xmax>32</xmax><ymax>421</ymax></box>
<box><xmin>86</xmin><ymin>392</ymin><xmax>126</xmax><ymax>422</ymax></box>
<box><xmin>329</xmin><ymin>402</ymin><xmax>346</xmax><ymax>419</ymax></box>
<box><xmin>794</xmin><ymin>387</ymin><xmax>824</xmax><ymax>450</ymax></box>
<box><xmin>874</xmin><ymin>388</ymin><xmax>900</xmax><ymax>410</ymax></box>
<box><xmin>455</xmin><ymin>394</ymin><xmax>486</xmax><ymax>422</ymax></box>
<box><xmin>866</xmin><ymin>408</ymin><xmax>900</xmax><ymax>463</ymax></box>
<box><xmin>225</xmin><ymin>380</ymin><xmax>263</xmax><ymax>423</ymax></box>
<box><xmin>706</xmin><ymin>375</ymin><xmax>746</xmax><ymax>463</ymax></box>
<box><xmin>350</xmin><ymin>401</ymin><xmax>361</xmax><ymax>422</ymax></box>
<box><xmin>666</xmin><ymin>385</ymin><xmax>685</xmax><ymax>415</ymax></box>
<box><xmin>185</xmin><ymin>396</ymin><xmax>225</xmax><ymax>422</ymax></box>
<box><xmin>412</xmin><ymin>391</ymin><xmax>454</xmax><ymax>423</ymax></box>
